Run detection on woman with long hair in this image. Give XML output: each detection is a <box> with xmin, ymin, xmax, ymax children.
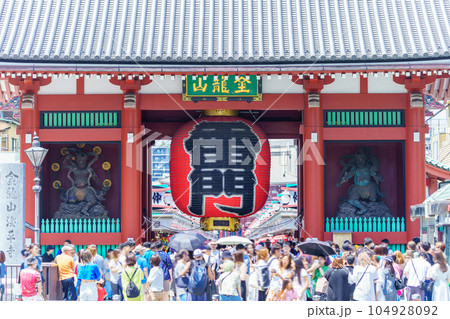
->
<box><xmin>255</xmin><ymin>247</ymin><xmax>269</xmax><ymax>301</ymax></box>
<box><xmin>427</xmin><ymin>251</ymin><xmax>450</xmax><ymax>301</ymax></box>
<box><xmin>293</xmin><ymin>257</ymin><xmax>309</xmax><ymax>301</ymax></box>
<box><xmin>376</xmin><ymin>256</ymin><xmax>397</xmax><ymax>301</ymax></box>
<box><xmin>280</xmin><ymin>278</ymin><xmax>298</xmax><ymax>301</ymax></box>
<box><xmin>394</xmin><ymin>250</ymin><xmax>406</xmax><ymax>271</ymax></box>
<box><xmin>121</xmin><ymin>253</ymin><xmax>144</xmax><ymax>301</ymax></box>
<box><xmin>311</xmin><ymin>255</ymin><xmax>329</xmax><ymax>298</ymax></box>
<box><xmin>349</xmin><ymin>251</ymin><xmax>378</xmax><ymax>301</ymax></box>
<box><xmin>246</xmin><ymin>244</ymin><xmax>256</xmax><ymax>264</ymax></box>
<box><xmin>234</xmin><ymin>251</ymin><xmax>248</xmax><ymax>301</ymax></box>
<box><xmin>77</xmin><ymin>249</ymin><xmax>101</xmax><ymax>301</ymax></box>
<box><xmin>266</xmin><ymin>254</ymin><xmax>294</xmax><ymax>301</ymax></box>
<box><xmin>325</xmin><ymin>257</ymin><xmax>351</xmax><ymax>301</ymax></box>
<box><xmin>109</xmin><ymin>248</ymin><xmax>123</xmax><ymax>299</ymax></box>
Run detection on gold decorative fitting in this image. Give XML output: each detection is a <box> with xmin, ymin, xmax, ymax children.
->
<box><xmin>102</xmin><ymin>161</ymin><xmax>111</xmax><ymax>170</ymax></box>
<box><xmin>76</xmin><ymin>143</ymin><xmax>85</xmax><ymax>148</ymax></box>
<box><xmin>53</xmin><ymin>181</ymin><xmax>61</xmax><ymax>190</ymax></box>
<box><xmin>203</xmin><ymin>109</ymin><xmax>239</xmax><ymax>117</ymax></box>
<box><xmin>51</xmin><ymin>163</ymin><xmax>60</xmax><ymax>172</ymax></box>
<box><xmin>103</xmin><ymin>179</ymin><xmax>112</xmax><ymax>188</ymax></box>
<box><xmin>60</xmin><ymin>147</ymin><xmax>68</xmax><ymax>156</ymax></box>
<box><xmin>200</xmin><ymin>217</ymin><xmax>240</xmax><ymax>231</ymax></box>
<box><xmin>93</xmin><ymin>146</ymin><xmax>102</xmax><ymax>155</ymax></box>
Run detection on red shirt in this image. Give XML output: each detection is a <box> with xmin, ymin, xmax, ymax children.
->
<box><xmin>20</xmin><ymin>268</ymin><xmax>41</xmax><ymax>297</ymax></box>
<box><xmin>97</xmin><ymin>286</ymin><xmax>107</xmax><ymax>301</ymax></box>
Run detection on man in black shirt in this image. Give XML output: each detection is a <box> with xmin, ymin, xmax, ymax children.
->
<box><xmin>42</xmin><ymin>245</ymin><xmax>55</xmax><ymax>263</ymax></box>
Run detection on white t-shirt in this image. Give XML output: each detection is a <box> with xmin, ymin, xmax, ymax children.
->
<box><xmin>404</xmin><ymin>258</ymin><xmax>431</xmax><ymax>287</ymax></box>
<box><xmin>268</xmin><ymin>257</ymin><xmax>280</xmax><ymax>291</ymax></box>
<box><xmin>349</xmin><ymin>265</ymin><xmax>378</xmax><ymax>301</ymax></box>
<box><xmin>109</xmin><ymin>260</ymin><xmax>123</xmax><ymax>284</ymax></box>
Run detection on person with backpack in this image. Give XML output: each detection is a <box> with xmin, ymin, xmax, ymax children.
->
<box><xmin>184</xmin><ymin>249</ymin><xmax>214</xmax><ymax>301</ymax></box>
<box><xmin>152</xmin><ymin>241</ymin><xmax>174</xmax><ymax>301</ymax></box>
<box><xmin>218</xmin><ymin>260</ymin><xmax>242</xmax><ymax>301</ymax></box>
<box><xmin>121</xmin><ymin>253</ymin><xmax>145</xmax><ymax>301</ymax></box>
<box><xmin>378</xmin><ymin>256</ymin><xmax>398</xmax><ymax>301</ymax></box>
<box><xmin>147</xmin><ymin>254</ymin><xmax>164</xmax><ymax>301</ymax></box>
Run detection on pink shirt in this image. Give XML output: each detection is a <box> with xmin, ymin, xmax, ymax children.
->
<box><xmin>20</xmin><ymin>268</ymin><xmax>41</xmax><ymax>297</ymax></box>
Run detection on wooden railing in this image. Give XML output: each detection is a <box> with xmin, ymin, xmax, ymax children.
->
<box><xmin>3</xmin><ymin>263</ymin><xmax>62</xmax><ymax>301</ymax></box>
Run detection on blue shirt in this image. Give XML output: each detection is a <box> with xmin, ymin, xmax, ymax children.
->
<box><xmin>137</xmin><ymin>256</ymin><xmax>148</xmax><ymax>284</ymax></box>
<box><xmin>77</xmin><ymin>263</ymin><xmax>101</xmax><ymax>281</ymax></box>
<box><xmin>143</xmin><ymin>250</ymin><xmax>155</xmax><ymax>269</ymax></box>
<box><xmin>149</xmin><ymin>251</ymin><xmax>173</xmax><ymax>281</ymax></box>
<box><xmin>244</xmin><ymin>255</ymin><xmax>251</xmax><ymax>275</ymax></box>
<box><xmin>0</xmin><ymin>263</ymin><xmax>6</xmax><ymax>279</ymax></box>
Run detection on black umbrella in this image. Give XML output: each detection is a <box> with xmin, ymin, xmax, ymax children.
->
<box><xmin>178</xmin><ymin>231</ymin><xmax>206</xmax><ymax>242</ymax></box>
<box><xmin>168</xmin><ymin>232</ymin><xmax>206</xmax><ymax>252</ymax></box>
<box><xmin>297</xmin><ymin>239</ymin><xmax>336</xmax><ymax>257</ymax></box>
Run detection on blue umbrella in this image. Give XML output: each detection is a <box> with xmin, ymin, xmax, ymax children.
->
<box><xmin>168</xmin><ymin>232</ymin><xmax>206</xmax><ymax>251</ymax></box>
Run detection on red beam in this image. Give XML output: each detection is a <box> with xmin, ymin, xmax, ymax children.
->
<box><xmin>426</xmin><ymin>163</ymin><xmax>450</xmax><ymax>181</ymax></box>
<box><xmin>324</xmin><ymin>232</ymin><xmax>408</xmax><ymax>245</ymax></box>
<box><xmin>140</xmin><ymin>93</ymin><xmax>304</xmax><ymax>110</ymax></box>
<box><xmin>41</xmin><ymin>233</ymin><xmax>122</xmax><ymax>245</ymax></box>
<box><xmin>38</xmin><ymin>94</ymin><xmax>123</xmax><ymax>111</ymax></box>
<box><xmin>39</xmin><ymin>128</ymin><xmax>121</xmax><ymax>142</ymax></box>
<box><xmin>323</xmin><ymin>127</ymin><xmax>406</xmax><ymax>140</ymax></box>
<box><xmin>322</xmin><ymin>94</ymin><xmax>407</xmax><ymax>109</ymax></box>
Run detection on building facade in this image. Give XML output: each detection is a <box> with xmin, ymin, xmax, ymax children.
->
<box><xmin>0</xmin><ymin>0</ymin><xmax>449</xmax><ymax>252</ymax></box>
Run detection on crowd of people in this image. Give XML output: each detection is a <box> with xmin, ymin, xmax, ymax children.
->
<box><xmin>1</xmin><ymin>236</ymin><xmax>450</xmax><ymax>302</ymax></box>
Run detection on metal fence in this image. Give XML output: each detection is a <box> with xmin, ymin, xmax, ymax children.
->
<box><xmin>41</xmin><ymin>218</ymin><xmax>121</xmax><ymax>233</ymax></box>
<box><xmin>325</xmin><ymin>216</ymin><xmax>406</xmax><ymax>233</ymax></box>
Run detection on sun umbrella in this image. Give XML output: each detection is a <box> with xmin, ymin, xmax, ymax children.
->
<box><xmin>178</xmin><ymin>231</ymin><xmax>206</xmax><ymax>242</ymax></box>
<box><xmin>168</xmin><ymin>232</ymin><xmax>206</xmax><ymax>251</ymax></box>
<box><xmin>296</xmin><ymin>238</ymin><xmax>336</xmax><ymax>257</ymax></box>
<box><xmin>216</xmin><ymin>236</ymin><xmax>252</xmax><ymax>246</ymax></box>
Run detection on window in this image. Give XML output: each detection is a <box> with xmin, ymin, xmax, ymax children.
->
<box><xmin>12</xmin><ymin>138</ymin><xmax>19</xmax><ymax>152</ymax></box>
<box><xmin>1</xmin><ymin>136</ymin><xmax>7</xmax><ymax>151</ymax></box>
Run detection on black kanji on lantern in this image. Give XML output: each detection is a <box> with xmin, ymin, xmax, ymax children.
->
<box><xmin>184</xmin><ymin>121</ymin><xmax>261</xmax><ymax>216</ymax></box>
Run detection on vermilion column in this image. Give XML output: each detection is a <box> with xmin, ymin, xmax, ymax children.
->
<box><xmin>120</xmin><ymin>95</ymin><xmax>142</xmax><ymax>242</ymax></box>
<box><xmin>405</xmin><ymin>94</ymin><xmax>426</xmax><ymax>240</ymax></box>
<box><xmin>428</xmin><ymin>177</ymin><xmax>438</xmax><ymax>196</ymax></box>
<box><xmin>303</xmin><ymin>103</ymin><xmax>325</xmax><ymax>240</ymax></box>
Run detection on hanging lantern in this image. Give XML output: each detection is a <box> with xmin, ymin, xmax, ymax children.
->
<box><xmin>170</xmin><ymin>110</ymin><xmax>270</xmax><ymax>231</ymax></box>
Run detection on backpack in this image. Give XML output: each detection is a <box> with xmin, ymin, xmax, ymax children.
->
<box><xmin>188</xmin><ymin>261</ymin><xmax>208</xmax><ymax>295</ymax></box>
<box><xmin>257</xmin><ymin>257</ymin><xmax>276</xmax><ymax>290</ymax></box>
<box><xmin>383</xmin><ymin>269</ymin><xmax>396</xmax><ymax>297</ymax></box>
<box><xmin>125</xmin><ymin>269</ymin><xmax>140</xmax><ymax>299</ymax></box>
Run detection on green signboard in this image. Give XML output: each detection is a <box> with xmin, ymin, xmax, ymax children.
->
<box><xmin>183</xmin><ymin>75</ymin><xmax>262</xmax><ymax>101</ymax></box>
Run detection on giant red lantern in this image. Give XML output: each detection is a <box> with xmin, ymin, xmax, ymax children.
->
<box><xmin>170</xmin><ymin>113</ymin><xmax>270</xmax><ymax>230</ymax></box>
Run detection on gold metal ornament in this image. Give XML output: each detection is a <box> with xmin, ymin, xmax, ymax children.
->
<box><xmin>51</xmin><ymin>163</ymin><xmax>60</xmax><ymax>172</ymax></box>
<box><xmin>53</xmin><ymin>181</ymin><xmax>62</xmax><ymax>190</ymax></box>
<box><xmin>60</xmin><ymin>147</ymin><xmax>68</xmax><ymax>156</ymax></box>
<box><xmin>103</xmin><ymin>179</ymin><xmax>112</xmax><ymax>188</ymax></box>
<box><xmin>102</xmin><ymin>161</ymin><xmax>111</xmax><ymax>170</ymax></box>
<box><xmin>77</xmin><ymin>143</ymin><xmax>85</xmax><ymax>148</ymax></box>
<box><xmin>93</xmin><ymin>146</ymin><xmax>102</xmax><ymax>155</ymax></box>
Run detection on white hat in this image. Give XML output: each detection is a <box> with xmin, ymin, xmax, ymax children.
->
<box><xmin>193</xmin><ymin>249</ymin><xmax>203</xmax><ymax>258</ymax></box>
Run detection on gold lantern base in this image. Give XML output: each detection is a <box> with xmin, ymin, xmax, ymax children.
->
<box><xmin>203</xmin><ymin>109</ymin><xmax>239</xmax><ymax>117</ymax></box>
<box><xmin>200</xmin><ymin>217</ymin><xmax>240</xmax><ymax>232</ymax></box>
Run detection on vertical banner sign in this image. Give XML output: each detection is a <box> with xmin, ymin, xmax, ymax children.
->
<box><xmin>0</xmin><ymin>163</ymin><xmax>25</xmax><ymax>265</ymax></box>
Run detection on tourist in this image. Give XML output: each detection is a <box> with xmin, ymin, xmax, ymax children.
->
<box><xmin>54</xmin><ymin>244</ymin><xmax>77</xmax><ymax>301</ymax></box>
<box><xmin>203</xmin><ymin>246</ymin><xmax>218</xmax><ymax>300</ymax></box>
<box><xmin>42</xmin><ymin>245</ymin><xmax>55</xmax><ymax>263</ymax></box>
<box><xmin>404</xmin><ymin>252</ymin><xmax>431</xmax><ymax>301</ymax></box>
<box><xmin>283</xmin><ymin>242</ymin><xmax>294</xmax><ymax>258</ymax></box>
<box><xmin>109</xmin><ymin>248</ymin><xmax>123</xmax><ymax>300</ymax></box>
<box><xmin>310</xmin><ymin>255</ymin><xmax>329</xmax><ymax>299</ymax></box>
<box><xmin>381</xmin><ymin>239</ymin><xmax>394</xmax><ymax>255</ymax></box>
<box><xmin>97</xmin><ymin>280</ymin><xmax>107</xmax><ymax>301</ymax></box>
<box><xmin>147</xmin><ymin>254</ymin><xmax>164</xmax><ymax>301</ymax></box>
<box><xmin>234</xmin><ymin>251</ymin><xmax>248</xmax><ymax>301</ymax></box>
<box><xmin>435</xmin><ymin>242</ymin><xmax>447</xmax><ymax>259</ymax></box>
<box><xmin>20</xmin><ymin>256</ymin><xmax>44</xmax><ymax>301</ymax></box>
<box><xmin>344</xmin><ymin>254</ymin><xmax>356</xmax><ymax>300</ymax></box>
<box><xmin>427</xmin><ymin>251</ymin><xmax>450</xmax><ymax>301</ymax></box>
<box><xmin>246</xmin><ymin>244</ymin><xmax>256</xmax><ymax>264</ymax></box>
<box><xmin>293</xmin><ymin>257</ymin><xmax>309</xmax><ymax>301</ymax></box>
<box><xmin>103</xmin><ymin>250</ymin><xmax>113</xmax><ymax>299</ymax></box>
<box><xmin>349</xmin><ymin>251</ymin><xmax>378</xmax><ymax>301</ymax></box>
<box><xmin>325</xmin><ymin>256</ymin><xmax>351</xmax><ymax>301</ymax></box>
<box><xmin>121</xmin><ymin>253</ymin><xmax>144</xmax><ymax>301</ymax></box>
<box><xmin>218</xmin><ymin>260</ymin><xmax>241</xmax><ymax>301</ymax></box>
<box><xmin>77</xmin><ymin>249</ymin><xmax>101</xmax><ymax>301</ymax></box>
<box><xmin>0</xmin><ymin>251</ymin><xmax>6</xmax><ymax>301</ymax></box>
<box><xmin>142</xmin><ymin>242</ymin><xmax>156</xmax><ymax>268</ymax></box>
<box><xmin>28</xmin><ymin>244</ymin><xmax>43</xmax><ymax>273</ymax></box>
<box><xmin>184</xmin><ymin>249</ymin><xmax>213</xmax><ymax>301</ymax></box>
<box><xmin>376</xmin><ymin>255</ymin><xmax>397</xmax><ymax>301</ymax></box>
<box><xmin>209</xmin><ymin>241</ymin><xmax>220</xmax><ymax>260</ymax></box>
<box><xmin>174</xmin><ymin>250</ymin><xmax>190</xmax><ymax>301</ymax></box>
<box><xmin>153</xmin><ymin>241</ymin><xmax>173</xmax><ymax>301</ymax></box>
<box><xmin>87</xmin><ymin>244</ymin><xmax>105</xmax><ymax>275</ymax></box>
<box><xmin>56</xmin><ymin>239</ymin><xmax>72</xmax><ymax>256</ymax></box>
<box><xmin>254</xmin><ymin>247</ymin><xmax>270</xmax><ymax>301</ymax></box>
<box><xmin>134</xmin><ymin>245</ymin><xmax>149</xmax><ymax>290</ymax></box>
<box><xmin>267</xmin><ymin>251</ymin><xmax>293</xmax><ymax>301</ymax></box>
<box><xmin>363</xmin><ymin>237</ymin><xmax>374</xmax><ymax>256</ymax></box>
<box><xmin>280</xmin><ymin>278</ymin><xmax>298</xmax><ymax>301</ymax></box>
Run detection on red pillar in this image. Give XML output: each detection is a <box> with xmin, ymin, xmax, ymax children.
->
<box><xmin>120</xmin><ymin>96</ymin><xmax>142</xmax><ymax>243</ymax></box>
<box><xmin>303</xmin><ymin>104</ymin><xmax>325</xmax><ymax>240</ymax></box>
<box><xmin>428</xmin><ymin>177</ymin><xmax>438</xmax><ymax>195</ymax></box>
<box><xmin>10</xmin><ymin>77</ymin><xmax>51</xmax><ymax>241</ymax></box>
<box><xmin>405</xmin><ymin>97</ymin><xmax>426</xmax><ymax>240</ymax></box>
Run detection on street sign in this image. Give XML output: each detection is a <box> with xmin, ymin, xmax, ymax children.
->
<box><xmin>183</xmin><ymin>75</ymin><xmax>262</xmax><ymax>102</ymax></box>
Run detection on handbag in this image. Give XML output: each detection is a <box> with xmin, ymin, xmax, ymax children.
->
<box><xmin>315</xmin><ymin>277</ymin><xmax>329</xmax><ymax>294</ymax></box>
<box><xmin>394</xmin><ymin>277</ymin><xmax>406</xmax><ymax>290</ymax></box>
<box><xmin>175</xmin><ymin>276</ymin><xmax>189</xmax><ymax>289</ymax></box>
<box><xmin>425</xmin><ymin>279</ymin><xmax>435</xmax><ymax>292</ymax></box>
